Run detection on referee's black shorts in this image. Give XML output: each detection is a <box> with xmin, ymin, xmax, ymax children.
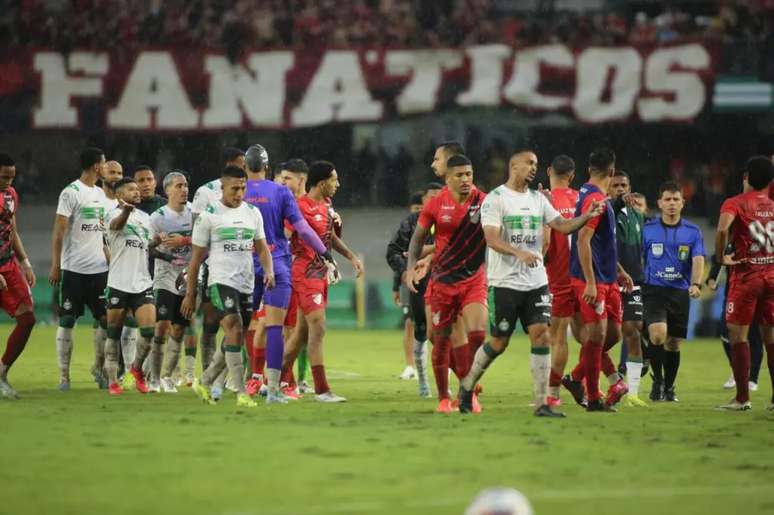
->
<box><xmin>642</xmin><ymin>284</ymin><xmax>690</xmax><ymax>339</ymax></box>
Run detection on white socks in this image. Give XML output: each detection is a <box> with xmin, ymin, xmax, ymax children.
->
<box><xmin>530</xmin><ymin>350</ymin><xmax>551</xmax><ymax>408</ymax></box>
<box><xmin>626</xmin><ymin>361</ymin><xmax>643</xmax><ymax>396</ymax></box>
<box><xmin>55</xmin><ymin>327</ymin><xmax>74</xmax><ymax>379</ymax></box>
<box><xmin>121</xmin><ymin>326</ymin><xmax>138</xmax><ymax>368</ymax></box>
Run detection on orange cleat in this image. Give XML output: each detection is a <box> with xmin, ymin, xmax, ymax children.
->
<box><xmin>245</xmin><ymin>377</ymin><xmax>263</xmax><ymax>397</ymax></box>
<box><xmin>108</xmin><ymin>383</ymin><xmax>123</xmax><ymax>396</ymax></box>
<box><xmin>282</xmin><ymin>385</ymin><xmax>300</xmax><ymax>400</ymax></box>
<box><xmin>547</xmin><ymin>395</ymin><xmax>562</xmax><ymax>408</ymax></box>
<box><xmin>130</xmin><ymin>367</ymin><xmax>149</xmax><ymax>394</ymax></box>
<box><xmin>471</xmin><ymin>393</ymin><xmax>482</xmax><ymax>413</ymax></box>
<box><xmin>435</xmin><ymin>398</ymin><xmax>454</xmax><ymax>414</ymax></box>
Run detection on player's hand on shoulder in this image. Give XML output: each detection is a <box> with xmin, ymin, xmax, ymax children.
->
<box><xmin>587</xmin><ymin>199</ymin><xmax>605</xmax><ymax>218</ymax></box>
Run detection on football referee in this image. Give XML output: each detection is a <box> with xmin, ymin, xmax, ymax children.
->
<box><xmin>642</xmin><ymin>181</ymin><xmax>705</xmax><ymax>402</ymax></box>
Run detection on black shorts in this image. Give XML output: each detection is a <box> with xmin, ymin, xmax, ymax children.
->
<box><xmin>208</xmin><ymin>283</ymin><xmax>253</xmax><ymax>326</ymax></box>
<box><xmin>59</xmin><ymin>270</ymin><xmax>107</xmax><ymax>319</ymax></box>
<box><xmin>489</xmin><ymin>285</ymin><xmax>552</xmax><ymax>338</ymax></box>
<box><xmin>106</xmin><ymin>287</ymin><xmax>154</xmax><ymax>313</ymax></box>
<box><xmin>621</xmin><ymin>286</ymin><xmax>644</xmax><ymax>323</ymax></box>
<box><xmin>642</xmin><ymin>284</ymin><xmax>690</xmax><ymax>339</ymax></box>
<box><xmin>408</xmin><ymin>276</ymin><xmax>429</xmax><ymax>342</ymax></box>
<box><xmin>155</xmin><ymin>289</ymin><xmax>190</xmax><ymax>327</ymax></box>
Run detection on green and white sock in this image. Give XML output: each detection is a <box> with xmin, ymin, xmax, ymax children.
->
<box><xmin>55</xmin><ymin>327</ymin><xmax>74</xmax><ymax>379</ymax></box>
<box><xmin>626</xmin><ymin>360</ymin><xmax>643</xmax><ymax>395</ymax></box>
<box><xmin>163</xmin><ymin>336</ymin><xmax>182</xmax><ymax>378</ymax></box>
<box><xmin>200</xmin><ymin>333</ymin><xmax>216</xmax><ymax>372</ymax></box>
<box><xmin>202</xmin><ymin>348</ymin><xmax>225</xmax><ymax>386</ymax></box>
<box><xmin>149</xmin><ymin>336</ymin><xmax>165</xmax><ymax>383</ymax></box>
<box><xmin>224</xmin><ymin>346</ymin><xmax>245</xmax><ymax>394</ymax></box>
<box><xmin>413</xmin><ymin>339</ymin><xmax>428</xmax><ymax>386</ymax></box>
<box><xmin>530</xmin><ymin>347</ymin><xmax>551</xmax><ymax>407</ymax></box>
<box><xmin>104</xmin><ymin>338</ymin><xmax>120</xmax><ymax>384</ymax></box>
<box><xmin>462</xmin><ymin>343</ymin><xmax>501</xmax><ymax>391</ymax></box>
<box><xmin>92</xmin><ymin>327</ymin><xmax>106</xmax><ymax>371</ymax></box>
<box><xmin>132</xmin><ymin>336</ymin><xmax>152</xmax><ymax>371</ymax></box>
<box><xmin>121</xmin><ymin>326</ymin><xmax>138</xmax><ymax>366</ymax></box>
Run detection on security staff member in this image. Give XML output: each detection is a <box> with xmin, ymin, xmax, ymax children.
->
<box><xmin>642</xmin><ymin>181</ymin><xmax>705</xmax><ymax>402</ymax></box>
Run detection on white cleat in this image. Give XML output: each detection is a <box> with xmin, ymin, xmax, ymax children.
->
<box><xmin>418</xmin><ymin>382</ymin><xmax>433</xmax><ymax>398</ymax></box>
<box><xmin>0</xmin><ymin>377</ymin><xmax>19</xmax><ymax>399</ymax></box>
<box><xmin>147</xmin><ymin>380</ymin><xmax>161</xmax><ymax>393</ymax></box>
<box><xmin>258</xmin><ymin>384</ymin><xmax>268</xmax><ymax>397</ymax></box>
<box><xmin>716</xmin><ymin>399</ymin><xmax>751</xmax><ymax>411</ymax></box>
<box><xmin>297</xmin><ymin>380</ymin><xmax>313</xmax><ymax>394</ymax></box>
<box><xmin>225</xmin><ymin>376</ymin><xmax>240</xmax><ymax>393</ymax></box>
<box><xmin>266</xmin><ymin>391</ymin><xmax>289</xmax><ymax>404</ymax></box>
<box><xmin>723</xmin><ymin>376</ymin><xmax>736</xmax><ymax>389</ymax></box>
<box><xmin>315</xmin><ymin>391</ymin><xmax>347</xmax><ymax>403</ymax></box>
<box><xmin>399</xmin><ymin>366</ymin><xmax>417</xmax><ymax>380</ymax></box>
<box><xmin>160</xmin><ymin>377</ymin><xmax>178</xmax><ymax>393</ymax></box>
<box><xmin>749</xmin><ymin>381</ymin><xmax>759</xmax><ymax>392</ymax></box>
<box><xmin>58</xmin><ymin>376</ymin><xmax>71</xmax><ymax>392</ymax></box>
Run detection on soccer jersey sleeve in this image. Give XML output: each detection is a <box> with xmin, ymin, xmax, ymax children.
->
<box><xmin>582</xmin><ymin>192</ymin><xmax>605</xmax><ymax>230</ymax></box>
<box><xmin>281</xmin><ymin>188</ymin><xmax>303</xmax><ymax>225</ymax></box>
<box><xmin>690</xmin><ymin>227</ymin><xmax>705</xmax><ymax>257</ymax></box>
<box><xmin>417</xmin><ymin>196</ymin><xmax>437</xmax><ymax>229</ymax></box>
<box><xmin>253</xmin><ymin>207</ymin><xmax>266</xmax><ymax>241</ymax></box>
<box><xmin>480</xmin><ymin>193</ymin><xmax>501</xmax><ymax>228</ymax></box>
<box><xmin>719</xmin><ymin>197</ymin><xmax>738</xmax><ymax>217</ymax></box>
<box><xmin>56</xmin><ymin>186</ymin><xmax>77</xmax><ymax>218</ymax></box>
<box><xmin>191</xmin><ymin>211</ymin><xmax>211</xmax><ymax>247</ymax></box>
<box><xmin>191</xmin><ymin>187</ymin><xmax>211</xmax><ymax>215</ymax></box>
<box><xmin>539</xmin><ymin>193</ymin><xmax>561</xmax><ymax>224</ymax></box>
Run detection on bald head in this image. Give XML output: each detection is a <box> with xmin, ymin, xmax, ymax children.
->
<box><xmin>102</xmin><ymin>160</ymin><xmax>124</xmax><ymax>191</ymax></box>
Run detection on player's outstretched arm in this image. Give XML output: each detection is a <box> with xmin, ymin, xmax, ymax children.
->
<box><xmin>49</xmin><ymin>214</ymin><xmax>68</xmax><ymax>285</ymax></box>
<box><xmin>292</xmin><ymin>217</ymin><xmax>327</xmax><ymax>255</ymax></box>
<box><xmin>548</xmin><ymin>200</ymin><xmax>604</xmax><ymax>235</ymax></box>
<box><xmin>12</xmin><ymin>218</ymin><xmax>35</xmax><ymax>287</ymax></box>
<box><xmin>331</xmin><ymin>234</ymin><xmax>363</xmax><ymax>277</ymax></box>
<box><xmin>109</xmin><ymin>200</ymin><xmax>134</xmax><ymax>231</ymax></box>
<box><xmin>482</xmin><ymin>225</ymin><xmax>540</xmax><ymax>267</ymax></box>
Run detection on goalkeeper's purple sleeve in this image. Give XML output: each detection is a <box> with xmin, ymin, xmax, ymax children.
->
<box><xmin>292</xmin><ymin>218</ymin><xmax>327</xmax><ymax>254</ymax></box>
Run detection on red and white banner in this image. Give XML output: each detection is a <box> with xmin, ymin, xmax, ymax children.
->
<box><xmin>0</xmin><ymin>43</ymin><xmax>716</xmax><ymax>130</ymax></box>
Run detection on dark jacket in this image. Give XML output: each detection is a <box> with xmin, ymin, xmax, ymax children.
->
<box><xmin>386</xmin><ymin>212</ymin><xmax>419</xmax><ymax>292</ymax></box>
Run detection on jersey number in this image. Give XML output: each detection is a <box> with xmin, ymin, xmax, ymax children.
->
<box><xmin>749</xmin><ymin>221</ymin><xmax>774</xmax><ymax>252</ymax></box>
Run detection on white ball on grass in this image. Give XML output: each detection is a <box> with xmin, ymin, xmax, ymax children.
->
<box><xmin>464</xmin><ymin>488</ymin><xmax>534</xmax><ymax>515</ymax></box>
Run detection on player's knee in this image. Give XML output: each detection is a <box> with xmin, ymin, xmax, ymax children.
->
<box><xmin>153</xmin><ymin>335</ymin><xmax>165</xmax><ymax>346</ymax></box>
<box><xmin>59</xmin><ymin>315</ymin><xmax>76</xmax><ymax>329</ymax></box>
<box><xmin>106</xmin><ymin>326</ymin><xmax>122</xmax><ymax>339</ymax></box>
<box><xmin>413</xmin><ymin>322</ymin><xmax>427</xmax><ymax>342</ymax></box>
<box><xmin>204</xmin><ymin>323</ymin><xmax>220</xmax><ymax>336</ymax></box>
<box><xmin>98</xmin><ymin>317</ymin><xmax>108</xmax><ymax>330</ymax></box>
<box><xmin>140</xmin><ymin>327</ymin><xmax>155</xmax><ymax>339</ymax></box>
<box><xmin>171</xmin><ymin>326</ymin><xmax>185</xmax><ymax>340</ymax></box>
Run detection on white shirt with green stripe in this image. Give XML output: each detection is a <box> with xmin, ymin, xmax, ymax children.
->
<box><xmin>192</xmin><ymin>200</ymin><xmax>265</xmax><ymax>295</ymax></box>
<box><xmin>55</xmin><ymin>179</ymin><xmax>109</xmax><ymax>274</ymax></box>
<box><xmin>105</xmin><ymin>207</ymin><xmax>155</xmax><ymax>294</ymax></box>
<box><xmin>191</xmin><ymin>179</ymin><xmax>221</xmax><ymax>215</ymax></box>
<box><xmin>150</xmin><ymin>202</ymin><xmax>193</xmax><ymax>294</ymax></box>
<box><xmin>480</xmin><ymin>185</ymin><xmax>560</xmax><ymax>291</ymax></box>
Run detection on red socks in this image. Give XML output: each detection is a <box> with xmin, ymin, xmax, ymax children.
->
<box><xmin>549</xmin><ymin>369</ymin><xmax>563</xmax><ymax>387</ymax></box>
<box><xmin>582</xmin><ymin>341</ymin><xmax>603</xmax><ymax>401</ymax></box>
<box><xmin>731</xmin><ymin>341</ymin><xmax>751</xmax><ymax>403</ymax></box>
<box><xmin>452</xmin><ymin>344</ymin><xmax>471</xmax><ymax>379</ymax></box>
<box><xmin>468</xmin><ymin>331</ymin><xmax>485</xmax><ymax>360</ymax></box>
<box><xmin>281</xmin><ymin>365</ymin><xmax>295</xmax><ymax>387</ymax></box>
<box><xmin>1</xmin><ymin>312</ymin><xmax>35</xmax><ymax>368</ymax></box>
<box><xmin>311</xmin><ymin>365</ymin><xmax>329</xmax><ymax>394</ymax></box>
<box><xmin>432</xmin><ymin>334</ymin><xmax>451</xmax><ymax>399</ymax></box>
<box><xmin>601</xmin><ymin>351</ymin><xmax>617</xmax><ymax>378</ymax></box>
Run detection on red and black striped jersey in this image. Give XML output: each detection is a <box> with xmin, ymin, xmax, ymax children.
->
<box><xmin>418</xmin><ymin>186</ymin><xmax>487</xmax><ymax>284</ymax></box>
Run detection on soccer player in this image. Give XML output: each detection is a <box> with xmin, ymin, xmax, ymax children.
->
<box><xmin>281</xmin><ymin>161</ymin><xmax>363</xmax><ymax>403</ymax></box>
<box><xmin>102</xmin><ymin>178</ymin><xmax>161</xmax><ymax>395</ymax></box>
<box><xmin>715</xmin><ymin>156</ymin><xmax>774</xmax><ymax>411</ymax></box>
<box><xmin>543</xmin><ymin>155</ymin><xmax>581</xmax><ymax>407</ymax></box>
<box><xmin>0</xmin><ymin>153</ymin><xmax>36</xmax><ymax>399</ymax></box>
<box><xmin>562</xmin><ymin>148</ymin><xmax>634</xmax><ymax>412</ymax></box>
<box><xmin>150</xmin><ymin>171</ymin><xmax>193</xmax><ymax>393</ymax></box>
<box><xmin>182</xmin><ymin>165</ymin><xmax>275</xmax><ymax>408</ymax></box>
<box><xmin>386</xmin><ymin>183</ymin><xmax>443</xmax><ymax>397</ymax></box>
<box><xmin>50</xmin><ymin>147</ymin><xmax>110</xmax><ymax>391</ymax></box>
<box><xmin>457</xmin><ymin>150</ymin><xmax>603</xmax><ymax>416</ymax></box>
<box><xmin>243</xmin><ymin>146</ymin><xmax>328</xmax><ymax>403</ymax></box>
<box><xmin>190</xmin><ymin>147</ymin><xmax>246</xmax><ymax>376</ymax></box>
<box><xmin>609</xmin><ymin>170</ymin><xmax>648</xmax><ymax>406</ymax></box>
<box><xmin>406</xmin><ymin>154</ymin><xmax>488</xmax><ymax>413</ymax></box>
<box><xmin>134</xmin><ymin>165</ymin><xmax>167</xmax><ymax>214</ymax></box>
<box><xmin>642</xmin><ymin>181</ymin><xmax>704</xmax><ymax>402</ymax></box>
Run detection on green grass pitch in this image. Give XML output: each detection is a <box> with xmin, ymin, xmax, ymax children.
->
<box><xmin>2</xmin><ymin>326</ymin><xmax>774</xmax><ymax>515</ymax></box>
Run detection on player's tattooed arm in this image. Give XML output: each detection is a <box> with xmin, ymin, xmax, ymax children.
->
<box><xmin>405</xmin><ymin>224</ymin><xmax>430</xmax><ymax>292</ymax></box>
<box><xmin>180</xmin><ymin>245</ymin><xmax>206</xmax><ymax>319</ymax></box>
<box><xmin>49</xmin><ymin>214</ymin><xmax>68</xmax><ymax>285</ymax></box>
<box><xmin>331</xmin><ymin>234</ymin><xmax>364</xmax><ymax>277</ymax></box>
<box><xmin>11</xmin><ymin>217</ymin><xmax>35</xmax><ymax>287</ymax></box>
<box><xmin>109</xmin><ymin>200</ymin><xmax>134</xmax><ymax>231</ymax></box>
<box><xmin>483</xmin><ymin>224</ymin><xmax>541</xmax><ymax>267</ymax></box>
<box><xmin>548</xmin><ymin>200</ymin><xmax>605</xmax><ymax>234</ymax></box>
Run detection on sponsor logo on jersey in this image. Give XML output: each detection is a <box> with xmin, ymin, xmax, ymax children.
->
<box><xmin>312</xmin><ymin>294</ymin><xmax>323</xmax><ymax>305</ymax></box>
<box><xmin>63</xmin><ymin>299</ymin><xmax>72</xmax><ymax>311</ymax></box>
<box><xmin>652</xmin><ymin>243</ymin><xmax>663</xmax><ymax>257</ymax></box>
<box><xmin>224</xmin><ymin>296</ymin><xmax>235</xmax><ymax>309</ymax></box>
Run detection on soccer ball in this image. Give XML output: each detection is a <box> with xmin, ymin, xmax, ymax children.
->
<box><xmin>464</xmin><ymin>488</ymin><xmax>533</xmax><ymax>515</ymax></box>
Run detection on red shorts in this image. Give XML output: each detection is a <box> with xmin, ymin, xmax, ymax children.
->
<box><xmin>429</xmin><ymin>272</ymin><xmax>487</xmax><ymax>330</ymax></box>
<box><xmin>253</xmin><ymin>286</ymin><xmax>300</xmax><ymax>327</ymax></box>
<box><xmin>293</xmin><ymin>276</ymin><xmax>328</xmax><ymax>315</ymax></box>
<box><xmin>550</xmin><ymin>284</ymin><xmax>578</xmax><ymax>318</ymax></box>
<box><xmin>0</xmin><ymin>261</ymin><xmax>33</xmax><ymax>316</ymax></box>
<box><xmin>571</xmin><ymin>278</ymin><xmax>622</xmax><ymax>325</ymax></box>
<box><xmin>726</xmin><ymin>269</ymin><xmax>774</xmax><ymax>326</ymax></box>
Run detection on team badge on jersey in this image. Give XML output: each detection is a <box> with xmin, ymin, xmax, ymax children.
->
<box><xmin>224</xmin><ymin>296</ymin><xmax>235</xmax><ymax>309</ymax></box>
<box><xmin>651</xmin><ymin>243</ymin><xmax>663</xmax><ymax>257</ymax></box>
<box><xmin>497</xmin><ymin>319</ymin><xmax>510</xmax><ymax>332</ymax></box>
<box><xmin>469</xmin><ymin>204</ymin><xmax>481</xmax><ymax>224</ymax></box>
<box><xmin>678</xmin><ymin>245</ymin><xmax>689</xmax><ymax>261</ymax></box>
<box><xmin>312</xmin><ymin>294</ymin><xmax>323</xmax><ymax>305</ymax></box>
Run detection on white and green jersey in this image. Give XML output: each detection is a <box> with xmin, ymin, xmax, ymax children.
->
<box><xmin>192</xmin><ymin>201</ymin><xmax>265</xmax><ymax>294</ymax></box>
<box><xmin>104</xmin><ymin>207</ymin><xmax>155</xmax><ymax>294</ymax></box>
<box><xmin>191</xmin><ymin>179</ymin><xmax>221</xmax><ymax>215</ymax></box>
<box><xmin>480</xmin><ymin>185</ymin><xmax>560</xmax><ymax>291</ymax></box>
<box><xmin>55</xmin><ymin>179</ymin><xmax>109</xmax><ymax>274</ymax></box>
<box><xmin>150</xmin><ymin>202</ymin><xmax>193</xmax><ymax>294</ymax></box>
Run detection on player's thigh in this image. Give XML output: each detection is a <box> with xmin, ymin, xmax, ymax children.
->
<box><xmin>133</xmin><ymin>291</ymin><xmax>157</xmax><ymax>327</ymax></box>
<box><xmin>725</xmin><ymin>275</ymin><xmax>762</xmax><ymax>326</ymax></box>
<box><xmin>488</xmin><ymin>287</ymin><xmax>520</xmax><ymax>341</ymax></box>
<box><xmin>86</xmin><ymin>272</ymin><xmax>108</xmax><ymax>320</ymax></box>
<box><xmin>726</xmin><ymin>323</ymin><xmax>751</xmax><ymax>344</ymax></box>
<box><xmin>429</xmin><ymin>282</ymin><xmax>462</xmax><ymax>334</ymax></box>
<box><xmin>59</xmin><ymin>270</ymin><xmax>87</xmax><ymax>318</ymax></box>
<box><xmin>461</xmin><ymin>302</ymin><xmax>487</xmax><ymax>333</ymax></box>
<box><xmin>305</xmin><ymin>308</ymin><xmax>327</xmax><ymax>343</ymax></box>
<box><xmin>759</xmin><ymin>324</ymin><xmax>774</xmax><ymax>346</ymax></box>
<box><xmin>665</xmin><ymin>289</ymin><xmax>690</xmax><ymax>340</ymax></box>
<box><xmin>518</xmin><ymin>285</ymin><xmax>552</xmax><ymax>335</ymax></box>
<box><xmin>549</xmin><ymin>316</ymin><xmax>571</xmax><ymax>345</ymax></box>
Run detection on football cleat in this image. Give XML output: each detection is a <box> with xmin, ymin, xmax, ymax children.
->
<box><xmin>534</xmin><ymin>404</ymin><xmax>566</xmax><ymax>418</ymax></box>
<box><xmin>121</xmin><ymin>371</ymin><xmax>135</xmax><ymax>390</ymax></box>
<box><xmin>236</xmin><ymin>393</ymin><xmax>258</xmax><ymax>408</ymax></box>
<box><xmin>245</xmin><ymin>377</ymin><xmax>263</xmax><ymax>397</ymax></box>
<box><xmin>663</xmin><ymin>387</ymin><xmax>679</xmax><ymax>402</ymax></box>
<box><xmin>224</xmin><ymin>376</ymin><xmax>240</xmax><ymax>393</ymax></box>
<box><xmin>282</xmin><ymin>386</ymin><xmax>301</xmax><ymax>400</ymax></box>
<box><xmin>0</xmin><ymin>377</ymin><xmax>19</xmax><ymax>399</ymax></box>
<box><xmin>586</xmin><ymin>399</ymin><xmax>616</xmax><ymax>412</ymax></box>
<box><xmin>160</xmin><ymin>377</ymin><xmax>178</xmax><ymax>393</ymax></box>
<box><xmin>129</xmin><ymin>367</ymin><xmax>149</xmax><ymax>394</ymax></box>
<box><xmin>622</xmin><ymin>394</ymin><xmax>648</xmax><ymax>407</ymax></box>
<box><xmin>193</xmin><ymin>380</ymin><xmax>216</xmax><ymax>405</ymax></box>
<box><xmin>471</xmin><ymin>393</ymin><xmax>482</xmax><ymax>414</ymax></box>
<box><xmin>266</xmin><ymin>391</ymin><xmax>289</xmax><ymax>404</ymax></box>
<box><xmin>184</xmin><ymin>369</ymin><xmax>195</xmax><ymax>387</ymax></box>
<box><xmin>58</xmin><ymin>375</ymin><xmax>71</xmax><ymax>392</ymax></box>
<box><xmin>749</xmin><ymin>381</ymin><xmax>759</xmax><ymax>392</ymax></box>
<box><xmin>458</xmin><ymin>387</ymin><xmax>474</xmax><ymax>413</ymax></box>
<box><xmin>605</xmin><ymin>379</ymin><xmax>629</xmax><ymax>407</ymax></box>
<box><xmin>716</xmin><ymin>399</ymin><xmax>751</xmax><ymax>411</ymax></box>
<box><xmin>147</xmin><ymin>380</ymin><xmax>161</xmax><ymax>393</ymax></box>
<box><xmin>315</xmin><ymin>391</ymin><xmax>346</xmax><ymax>403</ymax></box>
<box><xmin>649</xmin><ymin>376</ymin><xmax>664</xmax><ymax>401</ymax></box>
<box><xmin>418</xmin><ymin>381</ymin><xmax>433</xmax><ymax>399</ymax></box>
<box><xmin>108</xmin><ymin>382</ymin><xmax>123</xmax><ymax>396</ymax></box>
<box><xmin>90</xmin><ymin>366</ymin><xmax>108</xmax><ymax>389</ymax></box>
<box><xmin>723</xmin><ymin>375</ymin><xmax>736</xmax><ymax>389</ymax></box>
<box><xmin>399</xmin><ymin>366</ymin><xmax>416</xmax><ymax>380</ymax></box>
<box><xmin>211</xmin><ymin>385</ymin><xmax>223</xmax><ymax>401</ymax></box>
<box><xmin>435</xmin><ymin>398</ymin><xmax>454</xmax><ymax>414</ymax></box>
<box><xmin>546</xmin><ymin>395</ymin><xmax>562</xmax><ymax>408</ymax></box>
<box><xmin>561</xmin><ymin>374</ymin><xmax>587</xmax><ymax>407</ymax></box>
<box><xmin>297</xmin><ymin>380</ymin><xmax>313</xmax><ymax>394</ymax></box>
